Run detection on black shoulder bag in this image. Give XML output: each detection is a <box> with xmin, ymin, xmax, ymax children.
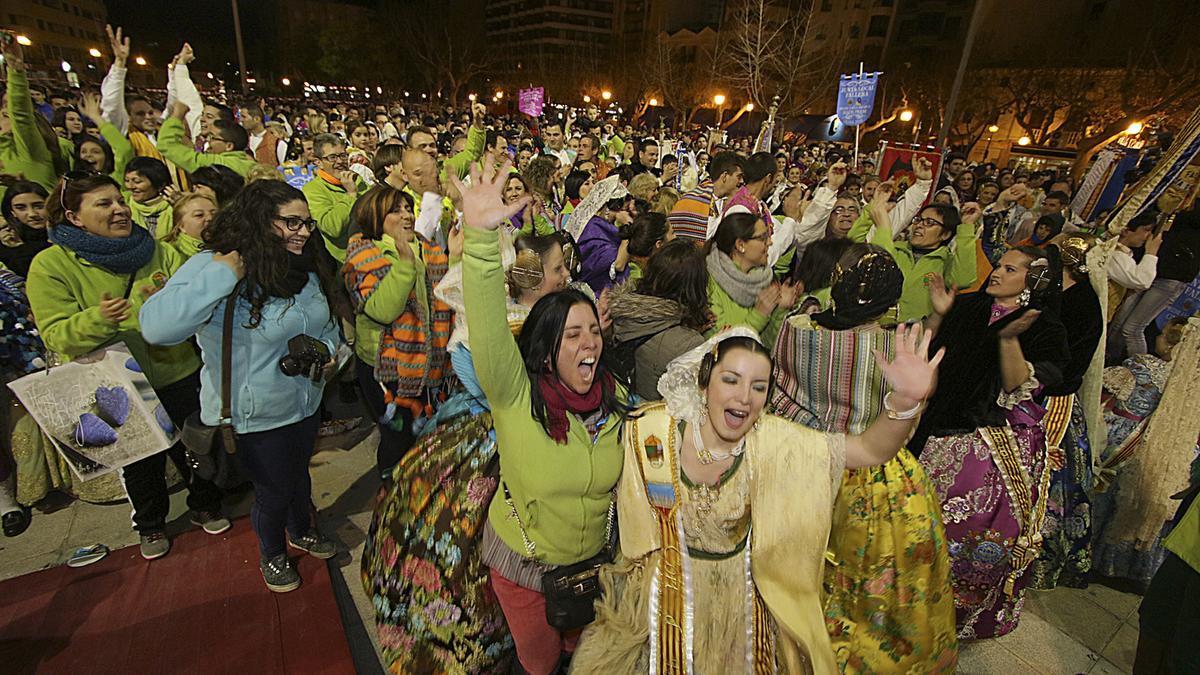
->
<box><xmin>181</xmin><ymin>290</ymin><xmax>242</xmax><ymax>489</ymax></box>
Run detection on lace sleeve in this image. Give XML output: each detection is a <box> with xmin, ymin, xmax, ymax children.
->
<box><xmin>825</xmin><ymin>433</ymin><xmax>847</xmax><ymax>502</ymax></box>
<box><xmin>997</xmin><ymin>360</ymin><xmax>1040</xmax><ymax>409</ymax></box>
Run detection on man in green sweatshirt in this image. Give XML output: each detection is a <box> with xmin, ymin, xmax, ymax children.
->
<box><xmin>157</xmin><ymin>102</ymin><xmax>257</xmax><ymax>177</ymax></box>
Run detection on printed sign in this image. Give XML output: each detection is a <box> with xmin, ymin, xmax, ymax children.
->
<box><xmin>836</xmin><ymin>72</ymin><xmax>881</xmax><ymax>127</ymax></box>
<box><xmin>519</xmin><ymin>87</ymin><xmax>545</xmax><ymax>118</ymax></box>
<box><xmin>878</xmin><ymin>144</ymin><xmax>942</xmax><ymax>200</ymax></box>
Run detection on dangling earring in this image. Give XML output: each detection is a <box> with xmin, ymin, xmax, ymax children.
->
<box><xmin>1018</xmin><ymin>288</ymin><xmax>1031</xmax><ymax>307</ymax></box>
<box><xmin>699</xmin><ymin>396</ymin><xmax>709</xmax><ymax>428</ymax></box>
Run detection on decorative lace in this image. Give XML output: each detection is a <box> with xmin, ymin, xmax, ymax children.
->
<box><xmin>996</xmin><ymin>360</ymin><xmax>1040</xmax><ymax>409</ymax></box>
<box><xmin>658</xmin><ymin>326</ymin><xmax>763</xmax><ymax>423</ymax></box>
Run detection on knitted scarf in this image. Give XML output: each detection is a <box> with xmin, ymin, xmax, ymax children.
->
<box><xmin>49</xmin><ymin>223</ymin><xmax>155</xmax><ymax>275</ymax></box>
<box><xmin>538</xmin><ymin>371</ymin><xmax>612</xmax><ymax>444</ymax></box>
<box><xmin>706</xmin><ymin>248</ymin><xmax>773</xmax><ymax>307</ymax></box>
<box><xmin>343</xmin><ymin>235</ymin><xmax>453</xmax><ymax>422</ymax></box>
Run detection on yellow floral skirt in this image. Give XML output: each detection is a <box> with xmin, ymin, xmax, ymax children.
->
<box><xmin>824</xmin><ymin>449</ymin><xmax>958</xmax><ymax>674</ymax></box>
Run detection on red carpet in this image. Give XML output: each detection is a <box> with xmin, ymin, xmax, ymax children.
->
<box><xmin>0</xmin><ymin>521</ymin><xmax>355</xmax><ymax>675</ymax></box>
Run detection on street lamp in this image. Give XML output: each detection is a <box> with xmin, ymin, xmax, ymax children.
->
<box><xmin>1017</xmin><ymin>136</ymin><xmax>1031</xmax><ymax>146</ymax></box>
<box><xmin>602</xmin><ymin>90</ymin><xmax>612</xmax><ymax>101</ymax></box>
<box><xmin>987</xmin><ymin>124</ymin><xmax>1000</xmax><ymax>133</ymax></box>
<box><xmin>899</xmin><ymin>109</ymin><xmax>914</xmax><ymax>122</ymax></box>
<box><xmin>745</xmin><ymin>102</ymin><xmax>754</xmax><ymax>112</ymax></box>
<box><xmin>583</xmin><ymin>95</ymin><xmax>591</xmax><ymax>103</ymax></box>
<box><xmin>1125</xmin><ymin>121</ymin><xmax>1144</xmax><ymax>135</ymax></box>
<box><xmin>60</xmin><ymin>61</ymin><xmax>71</xmax><ymax>73</ymax></box>
<box><xmin>281</xmin><ymin>77</ymin><xmax>291</xmax><ymax>86</ymax></box>
<box><xmin>468</xmin><ymin>93</ymin><xmax>477</xmax><ymax>102</ymax></box>
<box><xmin>134</xmin><ymin>56</ymin><xmax>147</xmax><ymax>66</ymax></box>
<box><xmin>15</xmin><ymin>35</ymin><xmax>32</xmax><ymax>46</ymax></box>
<box><xmin>88</xmin><ymin>48</ymin><xmax>102</xmax><ymax>58</ymax></box>
<box><xmin>713</xmin><ymin>94</ymin><xmax>726</xmax><ymax>106</ymax></box>
<box><xmin>648</xmin><ymin>98</ymin><xmax>658</xmax><ymax>106</ymax></box>
<box><xmin>495</xmin><ymin>90</ymin><xmax>504</xmax><ymax>100</ymax></box>
<box><xmin>713</xmin><ymin>94</ymin><xmax>727</xmax><ymax>127</ymax></box>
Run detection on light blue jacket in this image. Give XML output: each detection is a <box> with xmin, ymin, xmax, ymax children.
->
<box><xmin>139</xmin><ymin>251</ymin><xmax>342</xmax><ymax>433</ymax></box>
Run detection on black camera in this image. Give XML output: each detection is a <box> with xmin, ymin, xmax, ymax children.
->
<box><xmin>278</xmin><ymin>335</ymin><xmax>331</xmax><ymax>381</ymax></box>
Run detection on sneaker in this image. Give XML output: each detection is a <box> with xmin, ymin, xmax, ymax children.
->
<box><xmin>139</xmin><ymin>532</ymin><xmax>170</xmax><ymax>560</ymax></box>
<box><xmin>190</xmin><ymin>510</ymin><xmax>232</xmax><ymax>535</ymax></box>
<box><xmin>287</xmin><ymin>531</ymin><xmax>338</xmax><ymax>559</ymax></box>
<box><xmin>260</xmin><ymin>553</ymin><xmax>300</xmax><ymax>593</ymax></box>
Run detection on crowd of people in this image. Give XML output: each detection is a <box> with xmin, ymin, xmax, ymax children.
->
<box><xmin>2</xmin><ymin>23</ymin><xmax>1199</xmax><ymax>675</ymax></box>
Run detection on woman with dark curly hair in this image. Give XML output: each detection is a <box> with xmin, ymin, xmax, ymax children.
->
<box><xmin>141</xmin><ymin>180</ymin><xmax>353</xmax><ymax>593</ymax></box>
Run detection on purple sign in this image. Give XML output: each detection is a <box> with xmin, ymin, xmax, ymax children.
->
<box><xmin>836</xmin><ymin>72</ymin><xmax>880</xmax><ymax>127</ymax></box>
<box><xmin>519</xmin><ymin>87</ymin><xmax>544</xmax><ymax>117</ymax></box>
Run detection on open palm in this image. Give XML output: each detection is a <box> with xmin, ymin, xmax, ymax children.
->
<box><xmin>875</xmin><ymin>323</ymin><xmax>944</xmax><ymax>403</ymax></box>
<box><xmin>450</xmin><ymin>154</ymin><xmax>530</xmax><ymax>231</ymax></box>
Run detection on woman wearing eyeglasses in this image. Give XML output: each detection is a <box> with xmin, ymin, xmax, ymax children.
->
<box><xmin>27</xmin><ymin>173</ymin><xmax>227</xmax><ymax>561</ymax></box>
<box><xmin>848</xmin><ymin>184</ymin><xmax>980</xmax><ymax>323</ymax></box>
<box><xmin>704</xmin><ymin>212</ymin><xmax>799</xmax><ymax>349</ymax></box>
<box><xmin>140</xmin><ymin>180</ymin><xmax>353</xmax><ymax>592</ymax></box>
<box><xmin>342</xmin><ymin>185</ymin><xmax>459</xmax><ymax>479</ymax></box>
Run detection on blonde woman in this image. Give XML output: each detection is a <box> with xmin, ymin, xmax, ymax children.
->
<box><xmin>162</xmin><ymin>192</ymin><xmax>217</xmax><ymax>259</ymax></box>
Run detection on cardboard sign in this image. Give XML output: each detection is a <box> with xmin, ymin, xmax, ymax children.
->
<box><xmin>519</xmin><ymin>87</ymin><xmax>544</xmax><ymax>118</ymax></box>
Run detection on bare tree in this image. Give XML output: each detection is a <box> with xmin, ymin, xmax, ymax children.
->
<box><xmin>714</xmin><ymin>0</ymin><xmax>844</xmax><ymax>118</ymax></box>
<box><xmin>644</xmin><ymin>33</ymin><xmax>719</xmax><ymax>130</ymax></box>
<box><xmin>379</xmin><ymin>0</ymin><xmax>492</xmax><ymax>107</ymax></box>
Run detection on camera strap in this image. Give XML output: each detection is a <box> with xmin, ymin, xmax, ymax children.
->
<box><xmin>219</xmin><ymin>286</ymin><xmax>239</xmax><ymax>455</ymax></box>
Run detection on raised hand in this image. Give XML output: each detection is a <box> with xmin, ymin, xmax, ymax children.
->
<box><xmin>827</xmin><ymin>161</ymin><xmax>849</xmax><ymax>191</ymax></box>
<box><xmin>869</xmin><ymin>182</ymin><xmax>896</xmax><ymax>231</ymax></box>
<box><xmin>78</xmin><ymin>92</ymin><xmax>104</xmax><ymax>125</ymax></box>
<box><xmin>177</xmin><ymin>42</ymin><xmax>195</xmax><ymax>66</ymax></box>
<box><xmin>998</xmin><ymin>309</ymin><xmax>1040</xmax><ymax>339</ymax></box>
<box><xmin>875</xmin><ymin>322</ymin><xmax>944</xmax><ymax>406</ymax></box>
<box><xmin>778</xmin><ymin>279</ymin><xmax>801</xmax><ymax>309</ymax></box>
<box><xmin>927</xmin><ymin>273</ymin><xmax>955</xmax><ymax>316</ymax></box>
<box><xmin>782</xmin><ymin>185</ymin><xmax>810</xmax><ymax>222</ymax></box>
<box><xmin>754</xmin><ymin>283</ymin><xmax>781</xmax><ymax>316</ymax></box>
<box><xmin>960</xmin><ymin>201</ymin><xmax>983</xmax><ymax>224</ymax></box>
<box><xmin>105</xmin><ymin>25</ymin><xmax>130</xmax><ymax>66</ymax></box>
<box><xmin>999</xmin><ymin>183</ymin><xmax>1028</xmax><ymax>206</ymax></box>
<box><xmin>450</xmin><ymin>153</ymin><xmax>530</xmax><ymax>231</ymax></box>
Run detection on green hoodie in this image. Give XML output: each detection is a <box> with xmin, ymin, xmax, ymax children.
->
<box><xmin>706</xmin><ymin>277</ymin><xmax>788</xmax><ymax>348</ymax></box>
<box><xmin>302</xmin><ymin>174</ymin><xmax>369</xmax><ymax>261</ymax></box>
<box><xmin>26</xmin><ymin>240</ymin><xmax>200</xmax><ymax>389</ymax></box>
<box><xmin>156</xmin><ymin>116</ymin><xmax>257</xmax><ymax>177</ymax></box>
<box><xmin>848</xmin><ymin>210</ymin><xmax>978</xmax><ymax>322</ymax></box>
<box><xmin>97</xmin><ymin>121</ymin><xmax>133</xmax><ymax>183</ymax></box>
<box><xmin>463</xmin><ymin>226</ymin><xmax>623</xmax><ymax>567</ymax></box>
<box><xmin>1</xmin><ymin>67</ymin><xmax>73</xmax><ymax>193</ymax></box>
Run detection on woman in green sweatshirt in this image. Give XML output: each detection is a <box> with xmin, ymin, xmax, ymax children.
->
<box><xmin>123</xmin><ymin>157</ymin><xmax>176</xmax><ymax>238</ymax></box>
<box><xmin>26</xmin><ymin>174</ymin><xmax>226</xmax><ymax>561</ymax></box>
<box><xmin>705</xmin><ymin>212</ymin><xmax>798</xmax><ymax>349</ymax></box>
<box><xmin>457</xmin><ymin>161</ymin><xmax>631</xmax><ymax>675</ymax></box>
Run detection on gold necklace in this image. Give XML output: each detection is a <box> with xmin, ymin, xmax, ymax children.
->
<box><xmin>691</xmin><ymin>420</ymin><xmax>745</xmax><ymax>465</ymax></box>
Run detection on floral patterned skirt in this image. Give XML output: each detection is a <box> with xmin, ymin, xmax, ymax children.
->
<box><xmin>824</xmin><ymin>448</ymin><xmax>959</xmax><ymax>674</ymax></box>
<box><xmin>360</xmin><ymin>411</ymin><xmax>515</xmax><ymax>673</ymax></box>
<box><xmin>1029</xmin><ymin>400</ymin><xmax>1093</xmax><ymax>590</ymax></box>
<box><xmin>919</xmin><ymin>425</ymin><xmax>1048</xmax><ymax>641</ymax></box>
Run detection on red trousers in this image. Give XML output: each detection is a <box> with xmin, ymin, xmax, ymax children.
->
<box><xmin>490</xmin><ymin>568</ymin><xmax>580</xmax><ymax>675</ymax></box>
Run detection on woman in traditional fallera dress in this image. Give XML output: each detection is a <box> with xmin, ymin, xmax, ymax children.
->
<box><xmin>570</xmin><ymin>320</ymin><xmax>945</xmax><ymax>674</ymax></box>
<box><xmin>770</xmin><ymin>244</ymin><xmax>958</xmax><ymax>674</ymax></box>
<box><xmin>913</xmin><ymin>246</ymin><xmax>1070</xmax><ymax>640</ymax></box>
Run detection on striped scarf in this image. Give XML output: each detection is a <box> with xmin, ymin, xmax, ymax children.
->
<box><xmin>769</xmin><ymin>316</ymin><xmax>893</xmax><ymax>434</ymax></box>
<box><xmin>343</xmin><ymin>236</ymin><xmax>453</xmax><ymax>421</ymax></box>
<box><xmin>668</xmin><ymin>180</ymin><xmax>714</xmax><ymax>243</ymax></box>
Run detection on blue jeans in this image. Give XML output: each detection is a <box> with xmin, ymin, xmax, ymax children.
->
<box><xmin>1117</xmin><ymin>279</ymin><xmax>1187</xmax><ymax>355</ymax></box>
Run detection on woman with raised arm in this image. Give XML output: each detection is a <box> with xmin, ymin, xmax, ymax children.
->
<box><xmin>454</xmin><ymin>158</ymin><xmax>632</xmax><ymax>674</ymax></box>
<box><xmin>570</xmin><ymin>318</ymin><xmax>943</xmax><ymax>674</ymax></box>
<box><xmin>914</xmin><ymin>246</ymin><xmax>1070</xmax><ymax>639</ymax></box>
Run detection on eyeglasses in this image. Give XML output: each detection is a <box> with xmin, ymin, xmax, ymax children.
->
<box><xmin>832</xmin><ymin>205</ymin><xmax>860</xmax><ymax>215</ymax></box>
<box><xmin>746</xmin><ymin>231</ymin><xmax>771</xmax><ymax>243</ymax></box>
<box><xmin>320</xmin><ymin>152</ymin><xmax>349</xmax><ymax>162</ymax></box>
<box><xmin>910</xmin><ymin>215</ymin><xmax>945</xmax><ymax>228</ymax></box>
<box><xmin>274</xmin><ymin>216</ymin><xmax>318</xmax><ymax>233</ymax></box>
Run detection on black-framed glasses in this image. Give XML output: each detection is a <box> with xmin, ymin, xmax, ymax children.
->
<box><xmin>746</xmin><ymin>230</ymin><xmax>771</xmax><ymax>243</ymax></box>
<box><xmin>910</xmin><ymin>215</ymin><xmax>945</xmax><ymax>228</ymax></box>
<box><xmin>274</xmin><ymin>216</ymin><xmax>318</xmax><ymax>233</ymax></box>
<box><xmin>321</xmin><ymin>152</ymin><xmax>349</xmax><ymax>162</ymax></box>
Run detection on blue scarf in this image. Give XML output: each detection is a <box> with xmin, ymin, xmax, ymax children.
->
<box><xmin>49</xmin><ymin>223</ymin><xmax>155</xmax><ymax>275</ymax></box>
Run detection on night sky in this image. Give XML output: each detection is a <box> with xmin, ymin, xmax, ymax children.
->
<box><xmin>104</xmin><ymin>0</ymin><xmax>254</xmax><ymax>76</ymax></box>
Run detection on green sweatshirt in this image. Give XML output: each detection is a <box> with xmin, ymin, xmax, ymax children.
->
<box><xmin>157</xmin><ymin>116</ymin><xmax>258</xmax><ymax>177</ymax></box>
<box><xmin>848</xmin><ymin>210</ymin><xmax>978</xmax><ymax>322</ymax></box>
<box><xmin>127</xmin><ymin>196</ymin><xmax>173</xmax><ymax>239</ymax></box>
<box><xmin>441</xmin><ymin>124</ymin><xmax>486</xmax><ymax>181</ymax></box>
<box><xmin>463</xmin><ymin>226</ymin><xmax>623</xmax><ymax>567</ymax></box>
<box><xmin>97</xmin><ymin>121</ymin><xmax>133</xmax><ymax>182</ymax></box>
<box><xmin>1</xmin><ymin>67</ymin><xmax>72</xmax><ymax>192</ymax></box>
<box><xmin>706</xmin><ymin>277</ymin><xmax>788</xmax><ymax>348</ymax></box>
<box><xmin>26</xmin><ymin>241</ymin><xmax>200</xmax><ymax>389</ymax></box>
<box><xmin>303</xmin><ymin>175</ymin><xmax>366</xmax><ymax>261</ymax></box>
<box><xmin>352</xmin><ymin>246</ymin><xmax>425</xmax><ymax>367</ymax></box>
<box><xmin>165</xmin><ymin>232</ymin><xmax>204</xmax><ymax>259</ymax></box>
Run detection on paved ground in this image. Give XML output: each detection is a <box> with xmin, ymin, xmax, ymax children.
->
<box><xmin>0</xmin><ymin>430</ymin><xmax>1143</xmax><ymax>674</ymax></box>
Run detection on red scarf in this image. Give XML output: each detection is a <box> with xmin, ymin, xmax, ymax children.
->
<box><xmin>537</xmin><ymin>371</ymin><xmax>612</xmax><ymax>444</ymax></box>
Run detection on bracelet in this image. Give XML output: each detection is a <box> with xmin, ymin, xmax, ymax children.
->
<box><xmin>883</xmin><ymin>392</ymin><xmax>925</xmax><ymax>421</ymax></box>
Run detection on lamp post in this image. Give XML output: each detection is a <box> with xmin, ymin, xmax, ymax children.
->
<box><xmin>984</xmin><ymin>123</ymin><xmax>999</xmax><ymax>159</ymax></box>
<box><xmin>713</xmin><ymin>93</ymin><xmax>726</xmax><ymax>127</ymax></box>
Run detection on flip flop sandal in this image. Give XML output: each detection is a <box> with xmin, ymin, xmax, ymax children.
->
<box><xmin>67</xmin><ymin>544</ymin><xmax>109</xmax><ymax>568</ymax></box>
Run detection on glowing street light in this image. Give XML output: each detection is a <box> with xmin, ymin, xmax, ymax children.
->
<box><xmin>1126</xmin><ymin>121</ymin><xmax>1144</xmax><ymax>135</ymax></box>
<box><xmin>745</xmin><ymin>102</ymin><xmax>754</xmax><ymax>111</ymax></box>
<box><xmin>206</xmin><ymin>72</ymin><xmax>214</xmax><ymax>79</ymax></box>
<box><xmin>583</xmin><ymin>95</ymin><xmax>591</xmax><ymax>103</ymax></box>
<box><xmin>15</xmin><ymin>35</ymin><xmax>32</xmax><ymax>46</ymax></box>
<box><xmin>60</xmin><ymin>61</ymin><xmax>72</xmax><ymax>73</ymax></box>
<box><xmin>987</xmin><ymin>124</ymin><xmax>1000</xmax><ymax>133</ymax></box>
<box><xmin>648</xmin><ymin>98</ymin><xmax>658</xmax><ymax>106</ymax></box>
<box><xmin>713</xmin><ymin>94</ymin><xmax>726</xmax><ymax>106</ymax></box>
<box><xmin>1017</xmin><ymin>136</ymin><xmax>1031</xmax><ymax>146</ymax></box>
<box><xmin>468</xmin><ymin>93</ymin><xmax>477</xmax><ymax>102</ymax></box>
<box><xmin>899</xmin><ymin>109</ymin><xmax>914</xmax><ymax>122</ymax></box>
<box><xmin>281</xmin><ymin>77</ymin><xmax>291</xmax><ymax>86</ymax></box>
<box><xmin>601</xmin><ymin>90</ymin><xmax>612</xmax><ymax>101</ymax></box>
<box><xmin>88</xmin><ymin>48</ymin><xmax>102</xmax><ymax>58</ymax></box>
<box><xmin>495</xmin><ymin>90</ymin><xmax>504</xmax><ymax>99</ymax></box>
<box><xmin>134</xmin><ymin>56</ymin><xmax>147</xmax><ymax>66</ymax></box>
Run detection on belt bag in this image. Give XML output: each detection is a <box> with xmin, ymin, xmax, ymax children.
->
<box><xmin>182</xmin><ymin>288</ymin><xmax>241</xmax><ymax>489</ymax></box>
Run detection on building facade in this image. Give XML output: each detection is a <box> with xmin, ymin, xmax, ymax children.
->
<box><xmin>4</xmin><ymin>0</ymin><xmax>108</xmax><ymax>82</ymax></box>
